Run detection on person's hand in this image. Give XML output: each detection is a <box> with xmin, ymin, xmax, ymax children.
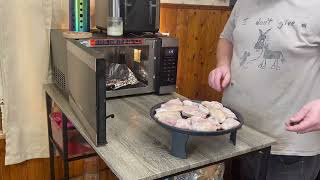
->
<box><xmin>208</xmin><ymin>65</ymin><xmax>231</xmax><ymax>92</ymax></box>
<box><xmin>285</xmin><ymin>99</ymin><xmax>320</xmax><ymax>133</ymax></box>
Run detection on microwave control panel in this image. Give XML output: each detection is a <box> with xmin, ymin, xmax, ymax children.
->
<box><xmin>160</xmin><ymin>47</ymin><xmax>179</xmax><ymax>86</ymax></box>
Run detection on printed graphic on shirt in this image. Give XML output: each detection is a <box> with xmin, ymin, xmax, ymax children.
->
<box><xmin>239</xmin><ymin>51</ymin><xmax>251</xmax><ymax>67</ymax></box>
<box><xmin>236</xmin><ymin>17</ymin><xmax>309</xmax><ymax>70</ymax></box>
<box><xmin>239</xmin><ymin>28</ymin><xmax>286</xmax><ymax>70</ymax></box>
<box><xmin>254</xmin><ymin>29</ymin><xmax>271</xmax><ymax>50</ymax></box>
<box><xmin>258</xmin><ymin>43</ymin><xmax>285</xmax><ymax>70</ymax></box>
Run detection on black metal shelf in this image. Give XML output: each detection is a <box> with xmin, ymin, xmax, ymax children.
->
<box><xmin>46</xmin><ymin>93</ymin><xmax>98</xmax><ymax>180</ymax></box>
<box><xmin>49</xmin><ymin>137</ymin><xmax>97</xmax><ymax>162</ymax></box>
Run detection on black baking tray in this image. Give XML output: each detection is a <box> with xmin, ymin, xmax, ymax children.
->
<box><xmin>150</xmin><ymin>101</ymin><xmax>244</xmax><ymax>159</ymax></box>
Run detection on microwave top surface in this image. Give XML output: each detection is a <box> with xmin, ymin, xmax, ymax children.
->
<box><xmin>67</xmin><ymin>34</ymin><xmax>161</xmax><ymax>60</ymax></box>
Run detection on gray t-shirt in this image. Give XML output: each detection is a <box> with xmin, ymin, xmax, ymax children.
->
<box><xmin>221</xmin><ymin>0</ymin><xmax>320</xmax><ymax>156</ymax></box>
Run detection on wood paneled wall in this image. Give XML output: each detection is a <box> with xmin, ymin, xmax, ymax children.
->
<box><xmin>0</xmin><ymin>139</ymin><xmax>117</xmax><ymax>180</ymax></box>
<box><xmin>0</xmin><ymin>5</ymin><xmax>231</xmax><ymax>180</ymax></box>
<box><xmin>160</xmin><ymin>4</ymin><xmax>231</xmax><ymax>101</ymax></box>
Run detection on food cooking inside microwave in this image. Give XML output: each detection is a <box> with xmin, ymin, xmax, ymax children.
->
<box><xmin>154</xmin><ymin>98</ymin><xmax>239</xmax><ymax>132</ymax></box>
<box><xmin>105</xmin><ymin>63</ymin><xmax>140</xmax><ymax>90</ymax></box>
<box><xmin>132</xmin><ymin>62</ymin><xmax>148</xmax><ymax>85</ymax></box>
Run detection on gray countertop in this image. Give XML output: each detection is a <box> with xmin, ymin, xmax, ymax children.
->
<box><xmin>44</xmin><ymin>84</ymin><xmax>276</xmax><ymax>180</ymax></box>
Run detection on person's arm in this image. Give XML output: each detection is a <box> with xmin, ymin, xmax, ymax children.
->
<box><xmin>217</xmin><ymin>38</ymin><xmax>233</xmax><ymax>67</ymax></box>
<box><xmin>285</xmin><ymin>100</ymin><xmax>320</xmax><ymax>133</ymax></box>
<box><xmin>208</xmin><ymin>39</ymin><xmax>233</xmax><ymax>92</ymax></box>
<box><xmin>208</xmin><ymin>2</ymin><xmax>238</xmax><ymax>92</ymax></box>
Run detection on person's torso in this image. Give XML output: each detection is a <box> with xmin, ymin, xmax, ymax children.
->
<box><xmin>222</xmin><ymin>0</ymin><xmax>320</xmax><ymax>155</ymax></box>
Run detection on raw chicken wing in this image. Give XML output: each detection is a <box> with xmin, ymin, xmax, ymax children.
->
<box><xmin>165</xmin><ymin>98</ymin><xmax>183</xmax><ymax>106</ymax></box>
<box><xmin>198</xmin><ymin>104</ymin><xmax>210</xmax><ymax>115</ymax></box>
<box><xmin>221</xmin><ymin>118</ymin><xmax>240</xmax><ymax>130</ymax></box>
<box><xmin>159</xmin><ymin>118</ymin><xmax>177</xmax><ymax>126</ymax></box>
<box><xmin>209</xmin><ymin>108</ymin><xmax>226</xmax><ymax>123</ymax></box>
<box><xmin>175</xmin><ymin>119</ymin><xmax>191</xmax><ymax>130</ymax></box>
<box><xmin>221</xmin><ymin>107</ymin><xmax>237</xmax><ymax>119</ymax></box>
<box><xmin>183</xmin><ymin>100</ymin><xmax>199</xmax><ymax>107</ymax></box>
<box><xmin>158</xmin><ymin>104</ymin><xmax>184</xmax><ymax>112</ymax></box>
<box><xmin>192</xmin><ymin>121</ymin><xmax>218</xmax><ymax>132</ymax></box>
<box><xmin>189</xmin><ymin>115</ymin><xmax>207</xmax><ymax>124</ymax></box>
<box><xmin>207</xmin><ymin>117</ymin><xmax>220</xmax><ymax>126</ymax></box>
<box><xmin>201</xmin><ymin>101</ymin><xmax>223</xmax><ymax>109</ymax></box>
<box><xmin>155</xmin><ymin>111</ymin><xmax>181</xmax><ymax>120</ymax></box>
<box><xmin>182</xmin><ymin>106</ymin><xmax>207</xmax><ymax>118</ymax></box>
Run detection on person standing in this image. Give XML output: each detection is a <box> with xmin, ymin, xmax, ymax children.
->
<box><xmin>208</xmin><ymin>0</ymin><xmax>320</xmax><ymax>179</ymax></box>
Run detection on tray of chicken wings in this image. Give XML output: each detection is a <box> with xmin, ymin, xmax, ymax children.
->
<box><xmin>150</xmin><ymin>98</ymin><xmax>243</xmax><ymax>136</ymax></box>
<box><xmin>150</xmin><ymin>98</ymin><xmax>244</xmax><ymax>158</ymax></box>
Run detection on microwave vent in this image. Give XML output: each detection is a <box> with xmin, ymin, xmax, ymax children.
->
<box><xmin>53</xmin><ymin>66</ymin><xmax>68</xmax><ymax>93</ymax></box>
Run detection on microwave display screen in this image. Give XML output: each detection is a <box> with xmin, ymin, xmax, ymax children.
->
<box><xmin>164</xmin><ymin>48</ymin><xmax>177</xmax><ymax>57</ymax></box>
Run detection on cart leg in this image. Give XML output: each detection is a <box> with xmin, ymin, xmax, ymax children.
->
<box><xmin>230</xmin><ymin>130</ymin><xmax>237</xmax><ymax>145</ymax></box>
<box><xmin>62</xmin><ymin>113</ymin><xmax>69</xmax><ymax>180</ymax></box>
<box><xmin>46</xmin><ymin>93</ymin><xmax>55</xmax><ymax>180</ymax></box>
<box><xmin>171</xmin><ymin>132</ymin><xmax>189</xmax><ymax>159</ymax></box>
<box><xmin>258</xmin><ymin>147</ymin><xmax>271</xmax><ymax>180</ymax></box>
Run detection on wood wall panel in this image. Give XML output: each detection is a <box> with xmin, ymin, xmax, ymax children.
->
<box><xmin>0</xmin><ymin>139</ymin><xmax>117</xmax><ymax>180</ymax></box>
<box><xmin>0</xmin><ymin>5</ymin><xmax>231</xmax><ymax>180</ymax></box>
<box><xmin>160</xmin><ymin>4</ymin><xmax>231</xmax><ymax>101</ymax></box>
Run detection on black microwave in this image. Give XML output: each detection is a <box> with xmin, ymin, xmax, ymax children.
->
<box><xmin>50</xmin><ymin>30</ymin><xmax>178</xmax><ymax>145</ymax></box>
<box><xmin>96</xmin><ymin>0</ymin><xmax>160</xmax><ymax>33</ymax></box>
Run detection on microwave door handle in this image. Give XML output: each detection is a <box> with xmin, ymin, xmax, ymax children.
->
<box><xmin>149</xmin><ymin>1</ymin><xmax>157</xmax><ymax>25</ymax></box>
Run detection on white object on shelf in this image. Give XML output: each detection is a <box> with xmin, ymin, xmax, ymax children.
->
<box><xmin>107</xmin><ymin>17</ymin><xmax>123</xmax><ymax>36</ymax></box>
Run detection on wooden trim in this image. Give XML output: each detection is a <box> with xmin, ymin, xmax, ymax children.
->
<box><xmin>160</xmin><ymin>3</ymin><xmax>232</xmax><ymax>11</ymax></box>
<box><xmin>0</xmin><ymin>131</ymin><xmax>5</xmax><ymax>140</ymax></box>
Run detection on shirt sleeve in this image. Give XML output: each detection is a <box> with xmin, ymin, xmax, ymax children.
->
<box><xmin>220</xmin><ymin>2</ymin><xmax>240</xmax><ymax>43</ymax></box>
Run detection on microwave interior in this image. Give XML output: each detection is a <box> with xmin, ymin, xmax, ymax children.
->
<box><xmin>85</xmin><ymin>40</ymin><xmax>156</xmax><ymax>98</ymax></box>
<box><xmin>94</xmin><ymin>46</ymin><xmax>152</xmax><ymax>93</ymax></box>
